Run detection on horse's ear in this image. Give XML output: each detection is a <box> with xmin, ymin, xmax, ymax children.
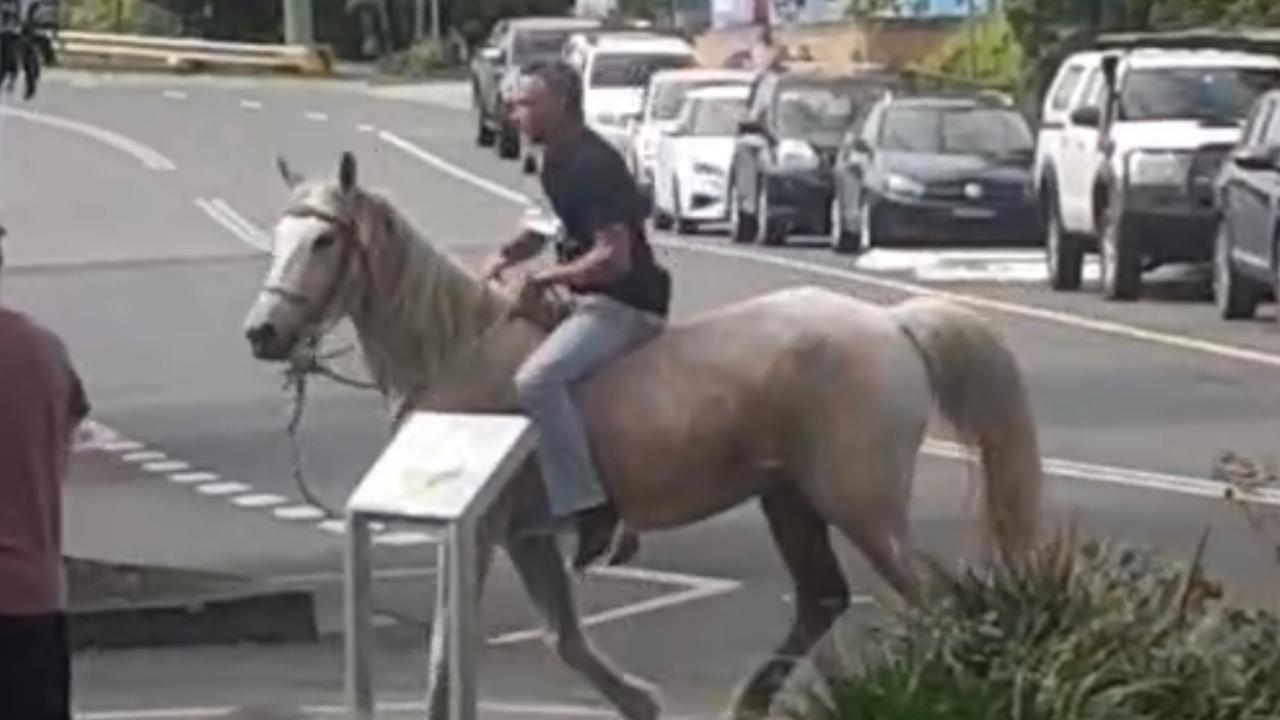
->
<box><xmin>277</xmin><ymin>156</ymin><xmax>302</xmax><ymax>188</ymax></box>
<box><xmin>339</xmin><ymin>152</ymin><xmax>358</xmax><ymax>194</ymax></box>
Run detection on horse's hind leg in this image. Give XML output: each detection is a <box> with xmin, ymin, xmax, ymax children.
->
<box><xmin>729</xmin><ymin>482</ymin><xmax>851</xmax><ymax>720</ymax></box>
<box><xmin>507</xmin><ymin>531</ymin><xmax>661</xmax><ymax>720</ymax></box>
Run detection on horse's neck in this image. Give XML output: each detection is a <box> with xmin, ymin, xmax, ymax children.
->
<box><xmin>347</xmin><ymin>203</ymin><xmax>513</xmax><ymax>410</ymax></box>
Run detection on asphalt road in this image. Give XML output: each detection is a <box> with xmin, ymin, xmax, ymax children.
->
<box><xmin>3</xmin><ymin>72</ymin><xmax>1279</xmax><ymax>719</ymax></box>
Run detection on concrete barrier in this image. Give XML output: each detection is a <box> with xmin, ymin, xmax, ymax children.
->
<box><xmin>56</xmin><ymin>31</ymin><xmax>334</xmax><ymax>76</ymax></box>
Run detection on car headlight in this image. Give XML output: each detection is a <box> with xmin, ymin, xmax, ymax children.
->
<box><xmin>886</xmin><ymin>174</ymin><xmax>926</xmax><ymax>198</ymax></box>
<box><xmin>692</xmin><ymin>161</ymin><xmax>724</xmax><ymax>177</ymax></box>
<box><xmin>777</xmin><ymin>139</ymin><xmax>820</xmax><ymax>170</ymax></box>
<box><xmin>1128</xmin><ymin>151</ymin><xmax>1191</xmax><ymax>187</ymax></box>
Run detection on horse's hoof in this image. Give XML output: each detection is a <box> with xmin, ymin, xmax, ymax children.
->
<box><xmin>609</xmin><ymin>530</ymin><xmax>641</xmax><ymax>566</ymax></box>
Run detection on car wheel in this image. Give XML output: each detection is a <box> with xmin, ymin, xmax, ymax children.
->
<box><xmin>1099</xmin><ymin>199</ymin><xmax>1141</xmax><ymax>301</ymax></box>
<box><xmin>522</xmin><ymin>152</ymin><xmax>538</xmax><ymax>175</ymax></box>
<box><xmin>474</xmin><ymin>97</ymin><xmax>495</xmax><ymax>148</ymax></box>
<box><xmin>831</xmin><ymin>196</ymin><xmax>861</xmax><ymax>254</ymax></box>
<box><xmin>758</xmin><ymin>183</ymin><xmax>784</xmax><ymax>246</ymax></box>
<box><xmin>1214</xmin><ymin>221</ymin><xmax>1260</xmax><ymax>320</ymax></box>
<box><xmin>673</xmin><ymin>178</ymin><xmax>696</xmax><ymax>235</ymax></box>
<box><xmin>730</xmin><ymin>184</ymin><xmax>757</xmax><ymax>244</ymax></box>
<box><xmin>1045</xmin><ymin>191</ymin><xmax>1083</xmax><ymax>291</ymax></box>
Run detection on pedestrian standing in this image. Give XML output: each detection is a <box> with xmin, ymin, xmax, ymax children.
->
<box><xmin>0</xmin><ymin>230</ymin><xmax>91</xmax><ymax>720</ymax></box>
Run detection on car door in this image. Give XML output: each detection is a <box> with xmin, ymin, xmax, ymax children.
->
<box><xmin>1234</xmin><ymin>99</ymin><xmax>1280</xmax><ymax>275</ymax></box>
<box><xmin>1060</xmin><ymin>63</ymin><xmax>1105</xmax><ymax>234</ymax></box>
<box><xmin>733</xmin><ymin>75</ymin><xmax>775</xmax><ymax>214</ymax></box>
<box><xmin>840</xmin><ymin>104</ymin><xmax>881</xmax><ymax>222</ymax></box>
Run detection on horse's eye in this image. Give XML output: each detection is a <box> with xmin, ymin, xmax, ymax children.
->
<box><xmin>313</xmin><ymin>234</ymin><xmax>336</xmax><ymax>251</ymax></box>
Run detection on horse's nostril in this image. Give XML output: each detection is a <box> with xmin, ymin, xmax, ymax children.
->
<box><xmin>246</xmin><ymin>323</ymin><xmax>277</xmax><ymax>348</ymax></box>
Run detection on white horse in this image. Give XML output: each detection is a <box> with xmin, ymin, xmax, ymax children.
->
<box><xmin>242</xmin><ymin>153</ymin><xmax>1044</xmax><ymax>719</ymax></box>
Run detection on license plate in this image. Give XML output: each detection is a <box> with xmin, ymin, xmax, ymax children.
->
<box><xmin>952</xmin><ymin>207</ymin><xmax>996</xmax><ymax>219</ymax></box>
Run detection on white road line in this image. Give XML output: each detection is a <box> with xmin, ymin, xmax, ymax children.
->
<box><xmin>121</xmin><ymin>450</ymin><xmax>166</xmax><ymax>463</ymax></box>
<box><xmin>274</xmin><ymin>505</ymin><xmax>327</xmax><ymax>521</ymax></box>
<box><xmin>194</xmin><ymin>197</ymin><xmax>270</xmax><ymax>253</ymax></box>
<box><xmin>378</xmin><ymin>130</ymin><xmax>1280</xmax><ymax>371</ymax></box>
<box><xmin>357</xmin><ymin>123</ymin><xmax>377</xmax><ymax>133</ymax></box>
<box><xmin>162</xmin><ymin>90</ymin><xmax>187</xmax><ymax>100</ymax></box>
<box><xmin>305</xmin><ymin>110</ymin><xmax>329</xmax><ymax>122</ymax></box>
<box><xmin>99</xmin><ymin>440</ymin><xmax>144</xmax><ymax>453</ymax></box>
<box><xmin>196</xmin><ymin>482</ymin><xmax>252</xmax><ymax>496</ymax></box>
<box><xmin>317</xmin><ymin>519</ymin><xmax>346</xmax><ymax>535</ymax></box>
<box><xmin>374</xmin><ymin>530</ymin><xmax>436</xmax><ymax>546</ymax></box>
<box><xmin>167</xmin><ymin>471</ymin><xmax>219</xmax><ymax>485</ymax></box>
<box><xmin>265</xmin><ymin>565</ymin><xmax>439</xmax><ymax>587</ymax></box>
<box><xmin>0</xmin><ymin>106</ymin><xmax>177</xmax><ymax>171</ymax></box>
<box><xmin>142</xmin><ymin>460</ymin><xmax>190</xmax><ymax>474</ymax></box>
<box><xmin>79</xmin><ymin>699</ymin><xmax>614</xmax><ymax>719</ymax></box>
<box><xmin>231</xmin><ymin>493</ymin><xmax>288</xmax><ymax>508</ymax></box>
<box><xmin>239</xmin><ymin>99</ymin><xmax>264</xmax><ymax>110</ymax></box>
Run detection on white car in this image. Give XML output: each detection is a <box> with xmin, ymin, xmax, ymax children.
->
<box><xmin>563</xmin><ymin>32</ymin><xmax>698</xmax><ymax>156</ymax></box>
<box><xmin>652</xmin><ymin>85</ymin><xmax>750</xmax><ymax>233</ymax></box>
<box><xmin>628</xmin><ymin>68</ymin><xmax>753</xmax><ymax>198</ymax></box>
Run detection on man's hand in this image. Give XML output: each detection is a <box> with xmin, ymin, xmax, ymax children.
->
<box><xmin>482</xmin><ymin>253</ymin><xmax>511</xmax><ymax>283</ymax></box>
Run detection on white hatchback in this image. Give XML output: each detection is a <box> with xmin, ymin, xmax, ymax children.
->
<box><xmin>652</xmin><ymin>85</ymin><xmax>751</xmax><ymax>233</ymax></box>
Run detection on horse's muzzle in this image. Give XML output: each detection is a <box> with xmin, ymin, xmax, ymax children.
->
<box><xmin>246</xmin><ymin>321</ymin><xmax>288</xmax><ymax>361</ymax></box>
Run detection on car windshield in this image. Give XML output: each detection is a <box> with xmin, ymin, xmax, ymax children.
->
<box><xmin>590</xmin><ymin>53</ymin><xmax>695</xmax><ymax>89</ymax></box>
<box><xmin>1119</xmin><ymin>67</ymin><xmax>1280</xmax><ymax>123</ymax></box>
<box><xmin>511</xmin><ymin>29</ymin><xmax>576</xmax><ymax>64</ymax></box>
<box><xmin>686</xmin><ymin>98</ymin><xmax>745</xmax><ymax>136</ymax></box>
<box><xmin>775</xmin><ymin>83</ymin><xmax>868</xmax><ymax>137</ymax></box>
<box><xmin>881</xmin><ymin>106</ymin><xmax>1034</xmax><ymax>156</ymax></box>
<box><xmin>650</xmin><ymin>79</ymin><xmax>743</xmax><ymax>121</ymax></box>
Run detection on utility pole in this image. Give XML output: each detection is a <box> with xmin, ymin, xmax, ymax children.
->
<box><xmin>967</xmin><ymin>0</ymin><xmax>978</xmax><ymax>79</ymax></box>
<box><xmin>283</xmin><ymin>0</ymin><xmax>314</xmax><ymax>45</ymax></box>
<box><xmin>432</xmin><ymin>0</ymin><xmax>441</xmax><ymax>42</ymax></box>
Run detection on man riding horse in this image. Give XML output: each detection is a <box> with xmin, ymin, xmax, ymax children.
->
<box><xmin>482</xmin><ymin>60</ymin><xmax>671</xmax><ymax>571</ymax></box>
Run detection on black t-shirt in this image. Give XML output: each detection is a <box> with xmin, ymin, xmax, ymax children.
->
<box><xmin>541</xmin><ymin>128</ymin><xmax>670</xmax><ymax>317</ymax></box>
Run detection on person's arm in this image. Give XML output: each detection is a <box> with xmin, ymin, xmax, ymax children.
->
<box><xmin>483</xmin><ymin>229</ymin><xmax>546</xmax><ymax>280</ymax></box>
<box><xmin>533</xmin><ymin>222</ymin><xmax>631</xmax><ymax>289</ymax></box>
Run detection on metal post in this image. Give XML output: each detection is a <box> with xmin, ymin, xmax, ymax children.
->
<box><xmin>967</xmin><ymin>0</ymin><xmax>978</xmax><ymax>80</ymax></box>
<box><xmin>282</xmin><ymin>0</ymin><xmax>314</xmax><ymax>46</ymax></box>
<box><xmin>448</xmin><ymin>522</ymin><xmax>478</xmax><ymax>720</ymax></box>
<box><xmin>424</xmin><ymin>541</ymin><xmax>449</xmax><ymax>716</ymax></box>
<box><xmin>430</xmin><ymin>0</ymin><xmax>441</xmax><ymax>43</ymax></box>
<box><xmin>346</xmin><ymin>515</ymin><xmax>374</xmax><ymax>720</ymax></box>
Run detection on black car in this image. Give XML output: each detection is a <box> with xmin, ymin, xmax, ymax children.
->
<box><xmin>1213</xmin><ymin>89</ymin><xmax>1280</xmax><ymax>320</ymax></box>
<box><xmin>729</xmin><ymin>70</ymin><xmax>892</xmax><ymax>246</ymax></box>
<box><xmin>830</xmin><ymin>94</ymin><xmax>1042</xmax><ymax>254</ymax></box>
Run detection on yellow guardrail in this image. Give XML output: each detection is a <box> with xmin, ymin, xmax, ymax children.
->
<box><xmin>56</xmin><ymin>31</ymin><xmax>334</xmax><ymax>76</ymax></box>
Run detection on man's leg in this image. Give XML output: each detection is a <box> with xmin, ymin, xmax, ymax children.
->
<box><xmin>515</xmin><ymin>296</ymin><xmax>660</xmax><ymax>567</ymax></box>
<box><xmin>0</xmin><ymin>613</ymin><xmax>71</xmax><ymax>720</ymax></box>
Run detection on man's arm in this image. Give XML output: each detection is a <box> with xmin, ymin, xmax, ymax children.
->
<box><xmin>484</xmin><ymin>229</ymin><xmax>547</xmax><ymax>280</ymax></box>
<box><xmin>534</xmin><ymin>222</ymin><xmax>632</xmax><ymax>289</ymax></box>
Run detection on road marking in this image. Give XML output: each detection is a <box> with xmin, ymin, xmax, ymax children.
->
<box><xmin>374</xmin><ymin>530</ymin><xmax>435</xmax><ymax>546</ymax></box>
<box><xmin>80</xmin><ymin>699</ymin><xmax>615</xmax><ymax>719</ymax></box>
<box><xmin>121</xmin><ymin>450</ymin><xmax>166</xmax><ymax>463</ymax></box>
<box><xmin>143</xmin><ymin>460</ymin><xmax>190</xmax><ymax>474</ymax></box>
<box><xmin>357</xmin><ymin>123</ymin><xmax>377</xmax><ymax>133</ymax></box>
<box><xmin>274</xmin><ymin>505</ymin><xmax>327</xmax><ymax>521</ymax></box>
<box><xmin>317</xmin><ymin>519</ymin><xmax>346</xmax><ymax>534</ymax></box>
<box><xmin>168</xmin><ymin>471</ymin><xmax>219</xmax><ymax>484</ymax></box>
<box><xmin>195</xmin><ymin>197</ymin><xmax>270</xmax><ymax>252</ymax></box>
<box><xmin>0</xmin><ymin>106</ymin><xmax>177</xmax><ymax>171</ymax></box>
<box><xmin>239</xmin><ymin>99</ymin><xmax>264</xmax><ymax>110</ymax></box>
<box><xmin>99</xmin><ymin>440</ymin><xmax>144</xmax><ymax>453</ymax></box>
<box><xmin>305</xmin><ymin>110</ymin><xmax>329</xmax><ymax>122</ymax></box>
<box><xmin>379</xmin><ymin>131</ymin><xmax>1280</xmax><ymax>371</ymax></box>
<box><xmin>231</xmin><ymin>493</ymin><xmax>288</xmax><ymax>508</ymax></box>
<box><xmin>196</xmin><ymin>482</ymin><xmax>252</xmax><ymax>496</ymax></box>
<box><xmin>162</xmin><ymin>90</ymin><xmax>187</xmax><ymax>100</ymax></box>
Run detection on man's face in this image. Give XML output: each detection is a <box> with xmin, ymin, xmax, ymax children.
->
<box><xmin>515</xmin><ymin>75</ymin><xmax>561</xmax><ymax>145</ymax></box>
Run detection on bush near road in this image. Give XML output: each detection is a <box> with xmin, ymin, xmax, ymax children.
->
<box><xmin>798</xmin><ymin>531</ymin><xmax>1280</xmax><ymax>720</ymax></box>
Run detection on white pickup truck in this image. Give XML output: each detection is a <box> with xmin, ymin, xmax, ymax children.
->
<box><xmin>1035</xmin><ymin>47</ymin><xmax>1280</xmax><ymax>299</ymax></box>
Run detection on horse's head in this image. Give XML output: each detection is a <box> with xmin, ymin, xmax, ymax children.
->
<box><xmin>243</xmin><ymin>152</ymin><xmax>366</xmax><ymax>361</ymax></box>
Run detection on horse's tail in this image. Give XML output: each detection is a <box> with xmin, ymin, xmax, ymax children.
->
<box><xmin>892</xmin><ymin>296</ymin><xmax>1043</xmax><ymax>563</ymax></box>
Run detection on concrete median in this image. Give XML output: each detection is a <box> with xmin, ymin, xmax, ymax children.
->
<box><xmin>56</xmin><ymin>31</ymin><xmax>334</xmax><ymax>77</ymax></box>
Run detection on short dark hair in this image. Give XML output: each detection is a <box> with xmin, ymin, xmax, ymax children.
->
<box><xmin>525</xmin><ymin>59</ymin><xmax>584</xmax><ymax>120</ymax></box>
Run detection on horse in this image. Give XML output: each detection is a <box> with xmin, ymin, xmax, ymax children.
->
<box><xmin>241</xmin><ymin>152</ymin><xmax>1044</xmax><ymax>719</ymax></box>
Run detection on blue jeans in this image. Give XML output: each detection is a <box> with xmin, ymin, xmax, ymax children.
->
<box><xmin>515</xmin><ymin>294</ymin><xmax>663</xmax><ymax>518</ymax></box>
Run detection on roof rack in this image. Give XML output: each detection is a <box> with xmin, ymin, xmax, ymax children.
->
<box><xmin>1093</xmin><ymin>28</ymin><xmax>1280</xmax><ymax>55</ymax></box>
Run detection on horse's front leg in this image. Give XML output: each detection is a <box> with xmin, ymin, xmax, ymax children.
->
<box><xmin>425</xmin><ymin>518</ymin><xmax>499</xmax><ymax>720</ymax></box>
<box><xmin>506</xmin><ymin>527</ymin><xmax>661</xmax><ymax>720</ymax></box>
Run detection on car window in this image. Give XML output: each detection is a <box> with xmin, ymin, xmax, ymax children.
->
<box><xmin>1119</xmin><ymin>67</ymin><xmax>1280</xmax><ymax>123</ymax></box>
<box><xmin>589</xmin><ymin>53</ymin><xmax>694</xmax><ymax>88</ymax></box>
<box><xmin>1050</xmin><ymin>65</ymin><xmax>1085</xmax><ymax>111</ymax></box>
<box><xmin>1242</xmin><ymin>99</ymin><xmax>1273</xmax><ymax>144</ymax></box>
<box><xmin>773</xmin><ymin>83</ymin><xmax>878</xmax><ymax>138</ymax></box>
<box><xmin>881</xmin><ymin>106</ymin><xmax>1034</xmax><ymax>156</ymax></box>
<box><xmin>651</xmin><ymin>79</ymin><xmax>746</xmax><ymax>122</ymax></box>
<box><xmin>1079</xmin><ymin>68</ymin><xmax>1104</xmax><ymax>109</ymax></box>
<box><xmin>512</xmin><ymin>28</ymin><xmax>577</xmax><ymax>66</ymax></box>
<box><xmin>1265</xmin><ymin>102</ymin><xmax>1280</xmax><ymax>145</ymax></box>
<box><xmin>687</xmin><ymin>97</ymin><xmax>746</xmax><ymax>136</ymax></box>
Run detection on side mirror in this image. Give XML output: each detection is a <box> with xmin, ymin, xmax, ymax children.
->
<box><xmin>738</xmin><ymin>119</ymin><xmax>763</xmax><ymax>135</ymax></box>
<box><xmin>1070</xmin><ymin>106</ymin><xmax>1102</xmax><ymax>128</ymax></box>
<box><xmin>852</xmin><ymin>137</ymin><xmax>872</xmax><ymax>154</ymax></box>
<box><xmin>1233</xmin><ymin>146</ymin><xmax>1280</xmax><ymax>172</ymax></box>
<box><xmin>481</xmin><ymin>46</ymin><xmax>504</xmax><ymax>63</ymax></box>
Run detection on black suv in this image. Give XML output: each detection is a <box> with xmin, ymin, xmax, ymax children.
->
<box><xmin>729</xmin><ymin>69</ymin><xmax>893</xmax><ymax>246</ymax></box>
<box><xmin>1214</xmin><ymin>89</ymin><xmax>1280</xmax><ymax>321</ymax></box>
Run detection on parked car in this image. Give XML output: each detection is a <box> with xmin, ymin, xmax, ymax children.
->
<box><xmin>830</xmin><ymin>94</ymin><xmax>1041</xmax><ymax>254</ymax></box>
<box><xmin>729</xmin><ymin>68</ymin><xmax>894</xmax><ymax>246</ymax></box>
<box><xmin>563</xmin><ymin>31</ymin><xmax>698</xmax><ymax>157</ymax></box>
<box><xmin>1035</xmin><ymin>46</ymin><xmax>1280</xmax><ymax>299</ymax></box>
<box><xmin>652</xmin><ymin>85</ymin><xmax>750</xmax><ymax>234</ymax></box>
<box><xmin>627</xmin><ymin>68</ymin><xmax>753</xmax><ymax>201</ymax></box>
<box><xmin>1213</xmin><ymin>88</ymin><xmax>1280</xmax><ymax>320</ymax></box>
<box><xmin>470</xmin><ymin>16</ymin><xmax>601</xmax><ymax>159</ymax></box>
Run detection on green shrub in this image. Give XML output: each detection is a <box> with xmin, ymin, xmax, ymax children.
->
<box><xmin>376</xmin><ymin>38</ymin><xmax>463</xmax><ymax>77</ymax></box>
<box><xmin>799</xmin><ymin>532</ymin><xmax>1280</xmax><ymax>720</ymax></box>
<box><xmin>63</xmin><ymin>0</ymin><xmax>182</xmax><ymax>36</ymax></box>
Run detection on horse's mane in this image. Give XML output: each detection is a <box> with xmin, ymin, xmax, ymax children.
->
<box><xmin>294</xmin><ymin>181</ymin><xmax>513</xmax><ymax>405</ymax></box>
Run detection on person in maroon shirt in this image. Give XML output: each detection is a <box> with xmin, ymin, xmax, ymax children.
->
<box><xmin>0</xmin><ymin>229</ymin><xmax>90</xmax><ymax>720</ymax></box>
